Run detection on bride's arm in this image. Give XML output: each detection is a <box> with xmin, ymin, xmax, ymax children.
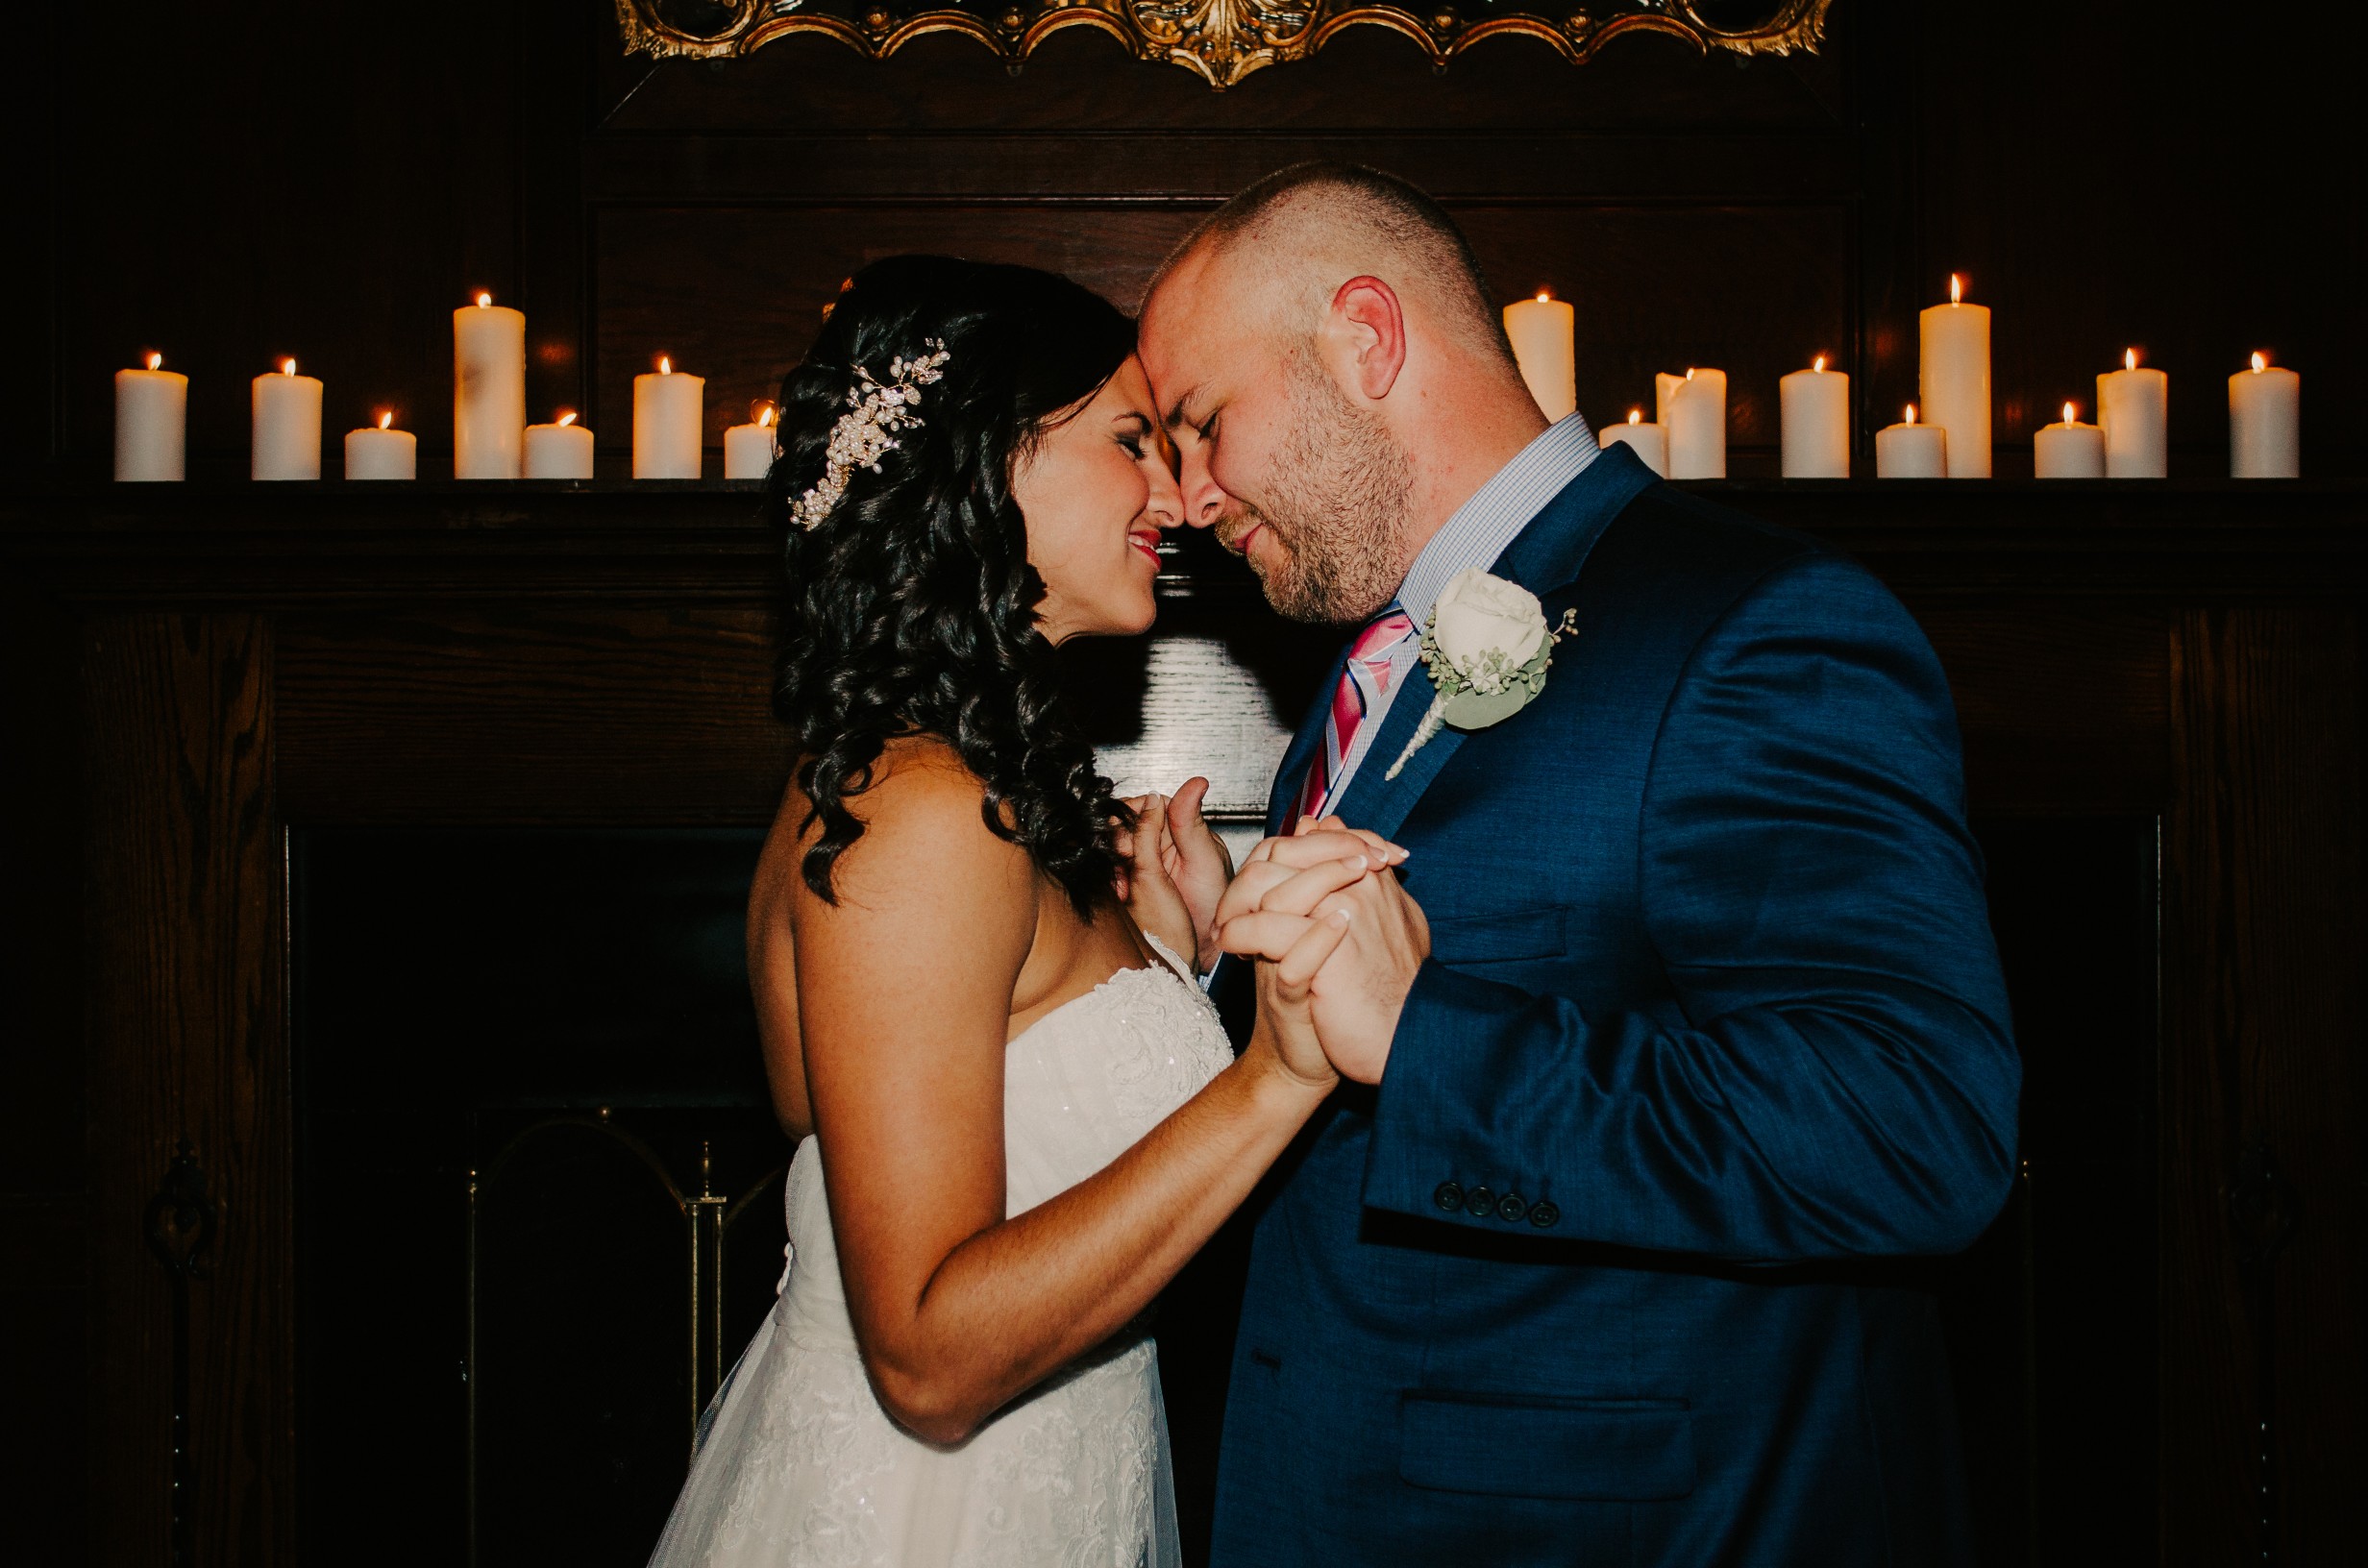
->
<box><xmin>795</xmin><ymin>754</ymin><xmax>1345</xmax><ymax>1445</ymax></box>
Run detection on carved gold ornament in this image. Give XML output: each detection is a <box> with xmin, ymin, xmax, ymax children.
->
<box><xmin>615</xmin><ymin>0</ymin><xmax>1833</xmax><ymax>91</ymax></box>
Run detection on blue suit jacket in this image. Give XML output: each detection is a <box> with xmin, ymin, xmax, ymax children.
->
<box><xmin>1207</xmin><ymin>446</ymin><xmax>2019</xmax><ymax>1566</ymax></box>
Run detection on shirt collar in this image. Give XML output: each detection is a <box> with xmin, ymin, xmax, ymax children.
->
<box><xmin>1395</xmin><ymin>413</ymin><xmax>1601</xmax><ymax>627</ymax></box>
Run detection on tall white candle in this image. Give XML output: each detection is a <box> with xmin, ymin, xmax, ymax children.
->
<box><xmin>2229</xmin><ymin>352</ymin><xmax>2300</xmax><ymax>478</ymax></box>
<box><xmin>1598</xmin><ymin>407</ymin><xmax>1667</xmax><ymax>477</ymax></box>
<box><xmin>114</xmin><ymin>352</ymin><xmax>186</xmax><ymax>481</ymax></box>
<box><xmin>252</xmin><ymin>357</ymin><xmax>323</xmax><ymax>480</ymax></box>
<box><xmin>2097</xmin><ymin>348</ymin><xmax>2168</xmax><ymax>478</ymax></box>
<box><xmin>1918</xmin><ymin>274</ymin><xmax>1991</xmax><ymax>477</ymax></box>
<box><xmin>454</xmin><ymin>292</ymin><xmax>525</xmax><ymax>479</ymax></box>
<box><xmin>524</xmin><ymin>410</ymin><xmax>595</xmax><ymax>479</ymax></box>
<box><xmin>1655</xmin><ymin>367</ymin><xmax>1726</xmax><ymax>478</ymax></box>
<box><xmin>2034</xmin><ymin>401</ymin><xmax>2105</xmax><ymax>478</ymax></box>
<box><xmin>1503</xmin><ymin>292</ymin><xmax>1576</xmax><ymax>423</ymax></box>
<box><xmin>725</xmin><ymin>402</ymin><xmax>779</xmax><ymax>480</ymax></box>
<box><xmin>1875</xmin><ymin>404</ymin><xmax>1947</xmax><ymax>478</ymax></box>
<box><xmin>633</xmin><ymin>357</ymin><xmax>704</xmax><ymax>479</ymax></box>
<box><xmin>344</xmin><ymin>409</ymin><xmax>417</xmax><ymax>480</ymax></box>
<box><xmin>1779</xmin><ymin>355</ymin><xmax>1850</xmax><ymax>478</ymax></box>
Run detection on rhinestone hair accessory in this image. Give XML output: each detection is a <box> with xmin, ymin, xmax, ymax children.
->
<box><xmin>789</xmin><ymin>338</ymin><xmax>952</xmax><ymax>531</ymax></box>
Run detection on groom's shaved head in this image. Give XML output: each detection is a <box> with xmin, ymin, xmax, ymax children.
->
<box><xmin>1155</xmin><ymin>162</ymin><xmax>1516</xmax><ymax>367</ymax></box>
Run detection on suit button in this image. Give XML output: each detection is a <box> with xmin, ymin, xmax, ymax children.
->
<box><xmin>1496</xmin><ymin>1192</ymin><xmax>1528</xmax><ymax>1223</ymax></box>
<box><xmin>1465</xmin><ymin>1186</ymin><xmax>1495</xmax><ymax>1217</ymax></box>
<box><xmin>1432</xmin><ymin>1181</ymin><xmax>1464</xmax><ymax>1213</ymax></box>
<box><xmin>1528</xmin><ymin>1200</ymin><xmax>1562</xmax><ymax>1229</ymax></box>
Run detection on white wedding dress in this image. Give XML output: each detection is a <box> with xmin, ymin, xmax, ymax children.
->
<box><xmin>648</xmin><ymin>933</ymin><xmax>1230</xmax><ymax>1568</ymax></box>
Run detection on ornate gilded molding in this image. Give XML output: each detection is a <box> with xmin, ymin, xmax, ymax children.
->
<box><xmin>615</xmin><ymin>0</ymin><xmax>1831</xmax><ymax>91</ymax></box>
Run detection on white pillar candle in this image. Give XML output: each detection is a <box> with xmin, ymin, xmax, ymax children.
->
<box><xmin>2033</xmin><ymin>402</ymin><xmax>2106</xmax><ymax>478</ymax></box>
<box><xmin>344</xmin><ymin>410</ymin><xmax>417</xmax><ymax>480</ymax></box>
<box><xmin>1598</xmin><ymin>407</ymin><xmax>1667</xmax><ymax>477</ymax></box>
<box><xmin>1655</xmin><ymin>367</ymin><xmax>1726</xmax><ymax>478</ymax></box>
<box><xmin>1875</xmin><ymin>404</ymin><xmax>1947</xmax><ymax>478</ymax></box>
<box><xmin>524</xmin><ymin>411</ymin><xmax>595</xmax><ymax>479</ymax></box>
<box><xmin>2229</xmin><ymin>352</ymin><xmax>2300</xmax><ymax>478</ymax></box>
<box><xmin>114</xmin><ymin>352</ymin><xmax>186</xmax><ymax>481</ymax></box>
<box><xmin>1918</xmin><ymin>274</ymin><xmax>1991</xmax><ymax>477</ymax></box>
<box><xmin>453</xmin><ymin>292</ymin><xmax>525</xmax><ymax>479</ymax></box>
<box><xmin>1779</xmin><ymin>355</ymin><xmax>1850</xmax><ymax>478</ymax></box>
<box><xmin>2097</xmin><ymin>348</ymin><xmax>2168</xmax><ymax>478</ymax></box>
<box><xmin>724</xmin><ymin>402</ymin><xmax>779</xmax><ymax>480</ymax></box>
<box><xmin>252</xmin><ymin>357</ymin><xmax>323</xmax><ymax>480</ymax></box>
<box><xmin>1503</xmin><ymin>292</ymin><xmax>1576</xmax><ymax>423</ymax></box>
<box><xmin>633</xmin><ymin>356</ymin><xmax>704</xmax><ymax>479</ymax></box>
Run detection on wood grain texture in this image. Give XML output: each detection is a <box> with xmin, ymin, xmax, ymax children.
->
<box><xmin>2162</xmin><ymin>606</ymin><xmax>2367</xmax><ymax>1563</ymax></box>
<box><xmin>82</xmin><ymin>613</ymin><xmax>289</xmax><ymax>1568</ymax></box>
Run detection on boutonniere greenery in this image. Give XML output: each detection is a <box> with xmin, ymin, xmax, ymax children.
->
<box><xmin>1385</xmin><ymin>566</ymin><xmax>1579</xmax><ymax>780</ymax></box>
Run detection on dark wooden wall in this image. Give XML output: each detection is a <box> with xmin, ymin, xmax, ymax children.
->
<box><xmin>5</xmin><ymin>7</ymin><xmax>2363</xmax><ymax>1567</ymax></box>
<box><xmin>5</xmin><ymin>4</ymin><xmax>2357</xmax><ymax>481</ymax></box>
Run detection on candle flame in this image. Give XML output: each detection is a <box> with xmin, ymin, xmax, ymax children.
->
<box><xmin>476</xmin><ymin>292</ymin><xmax>492</xmax><ymax>308</ymax></box>
<box><xmin>281</xmin><ymin>357</ymin><xmax>297</xmax><ymax>377</ymax></box>
<box><xmin>146</xmin><ymin>352</ymin><xmax>162</xmax><ymax>371</ymax></box>
<box><xmin>1905</xmin><ymin>404</ymin><xmax>1919</xmax><ymax>425</ymax></box>
<box><xmin>2124</xmin><ymin>348</ymin><xmax>2138</xmax><ymax>371</ymax></box>
<box><xmin>1813</xmin><ymin>355</ymin><xmax>1826</xmax><ymax>373</ymax></box>
<box><xmin>556</xmin><ymin>410</ymin><xmax>578</xmax><ymax>428</ymax></box>
<box><xmin>1949</xmin><ymin>274</ymin><xmax>1962</xmax><ymax>304</ymax></box>
<box><xmin>2252</xmin><ymin>351</ymin><xmax>2268</xmax><ymax>372</ymax></box>
<box><xmin>1685</xmin><ymin>368</ymin><xmax>1695</xmax><ymax>380</ymax></box>
<box><xmin>379</xmin><ymin>409</ymin><xmax>394</xmax><ymax>429</ymax></box>
<box><xmin>658</xmin><ymin>355</ymin><xmax>672</xmax><ymax>375</ymax></box>
<box><xmin>759</xmin><ymin>406</ymin><xmax>777</xmax><ymax>428</ymax></box>
<box><xmin>1628</xmin><ymin>408</ymin><xmax>1641</xmax><ymax>425</ymax></box>
<box><xmin>2062</xmin><ymin>402</ymin><xmax>2078</xmax><ymax>425</ymax></box>
<box><xmin>1535</xmin><ymin>290</ymin><xmax>1551</xmax><ymax>303</ymax></box>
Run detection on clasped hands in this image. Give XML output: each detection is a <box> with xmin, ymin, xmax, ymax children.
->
<box><xmin>1117</xmin><ymin>780</ymin><xmax>1430</xmax><ymax>1093</ymax></box>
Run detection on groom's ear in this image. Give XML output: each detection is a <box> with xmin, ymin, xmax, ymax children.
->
<box><xmin>1325</xmin><ymin>275</ymin><xmax>1407</xmax><ymax>404</ymax></box>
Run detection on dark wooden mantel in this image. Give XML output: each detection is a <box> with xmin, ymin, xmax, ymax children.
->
<box><xmin>4</xmin><ymin>481</ymin><xmax>2364</xmax><ymax>1565</ymax></box>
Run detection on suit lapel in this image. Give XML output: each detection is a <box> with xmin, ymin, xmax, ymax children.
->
<box><xmin>1325</xmin><ymin>442</ymin><xmax>1659</xmax><ymax>842</ymax></box>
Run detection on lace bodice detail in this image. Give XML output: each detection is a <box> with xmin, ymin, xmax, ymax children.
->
<box><xmin>649</xmin><ymin>934</ymin><xmax>1230</xmax><ymax>1568</ymax></box>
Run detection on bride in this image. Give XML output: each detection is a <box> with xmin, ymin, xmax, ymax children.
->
<box><xmin>647</xmin><ymin>256</ymin><xmax>1397</xmax><ymax>1567</ymax></box>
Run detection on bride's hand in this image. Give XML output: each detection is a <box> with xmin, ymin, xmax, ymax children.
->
<box><xmin>1220</xmin><ymin>850</ymin><xmax>1374</xmax><ymax>1093</ymax></box>
<box><xmin>1115</xmin><ymin>793</ymin><xmax>1197</xmax><ymax>966</ymax></box>
<box><xmin>1157</xmin><ymin>777</ymin><xmax>1233</xmax><ymax>973</ymax></box>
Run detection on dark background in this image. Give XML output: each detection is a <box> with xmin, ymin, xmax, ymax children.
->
<box><xmin>1</xmin><ymin>3</ymin><xmax>2356</xmax><ymax>481</ymax></box>
<box><xmin>3</xmin><ymin>5</ymin><xmax>2361</xmax><ymax>1566</ymax></box>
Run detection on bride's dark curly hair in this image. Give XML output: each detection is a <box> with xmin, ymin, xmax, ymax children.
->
<box><xmin>765</xmin><ymin>255</ymin><xmax>1139</xmax><ymax>917</ymax></box>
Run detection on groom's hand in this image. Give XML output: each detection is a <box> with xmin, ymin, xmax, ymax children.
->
<box><xmin>1218</xmin><ymin>822</ymin><xmax>1429</xmax><ymax>1085</ymax></box>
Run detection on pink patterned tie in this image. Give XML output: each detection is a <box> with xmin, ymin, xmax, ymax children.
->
<box><xmin>1289</xmin><ymin>603</ymin><xmax>1418</xmax><ymax>830</ymax></box>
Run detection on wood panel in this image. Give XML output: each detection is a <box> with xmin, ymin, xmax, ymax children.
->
<box><xmin>82</xmin><ymin>614</ymin><xmax>289</xmax><ymax>1568</ymax></box>
<box><xmin>2162</xmin><ymin>605</ymin><xmax>2368</xmax><ymax>1563</ymax></box>
<box><xmin>276</xmin><ymin>606</ymin><xmax>790</xmax><ymax>823</ymax></box>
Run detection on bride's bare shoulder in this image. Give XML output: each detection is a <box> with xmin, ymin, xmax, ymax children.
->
<box><xmin>767</xmin><ymin>738</ymin><xmax>1029</xmax><ymax>910</ymax></box>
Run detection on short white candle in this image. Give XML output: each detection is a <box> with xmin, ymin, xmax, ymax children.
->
<box><xmin>2097</xmin><ymin>347</ymin><xmax>2168</xmax><ymax>478</ymax></box>
<box><xmin>1918</xmin><ymin>274</ymin><xmax>1991</xmax><ymax>477</ymax></box>
<box><xmin>1779</xmin><ymin>355</ymin><xmax>1850</xmax><ymax>478</ymax></box>
<box><xmin>454</xmin><ymin>292</ymin><xmax>526</xmax><ymax>478</ymax></box>
<box><xmin>1504</xmin><ymin>292</ymin><xmax>1576</xmax><ymax>423</ymax></box>
<box><xmin>344</xmin><ymin>409</ymin><xmax>417</xmax><ymax>480</ymax></box>
<box><xmin>1655</xmin><ymin>367</ymin><xmax>1726</xmax><ymax>478</ymax></box>
<box><xmin>1875</xmin><ymin>404</ymin><xmax>1948</xmax><ymax>478</ymax></box>
<box><xmin>114</xmin><ymin>352</ymin><xmax>186</xmax><ymax>481</ymax></box>
<box><xmin>524</xmin><ymin>410</ymin><xmax>595</xmax><ymax>479</ymax></box>
<box><xmin>1598</xmin><ymin>407</ymin><xmax>1667</xmax><ymax>477</ymax></box>
<box><xmin>724</xmin><ymin>402</ymin><xmax>779</xmax><ymax>480</ymax></box>
<box><xmin>2229</xmin><ymin>352</ymin><xmax>2300</xmax><ymax>478</ymax></box>
<box><xmin>252</xmin><ymin>357</ymin><xmax>323</xmax><ymax>480</ymax></box>
<box><xmin>633</xmin><ymin>356</ymin><xmax>704</xmax><ymax>479</ymax></box>
<box><xmin>2033</xmin><ymin>401</ymin><xmax>2106</xmax><ymax>478</ymax></box>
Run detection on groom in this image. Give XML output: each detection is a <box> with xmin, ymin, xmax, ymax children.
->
<box><xmin>1139</xmin><ymin>164</ymin><xmax>2020</xmax><ymax>1565</ymax></box>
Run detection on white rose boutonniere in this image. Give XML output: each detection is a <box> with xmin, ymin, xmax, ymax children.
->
<box><xmin>1384</xmin><ymin>566</ymin><xmax>1579</xmax><ymax>780</ymax></box>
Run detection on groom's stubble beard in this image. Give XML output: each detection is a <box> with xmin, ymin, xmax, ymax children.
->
<box><xmin>1226</xmin><ymin>354</ymin><xmax>1416</xmax><ymax>625</ymax></box>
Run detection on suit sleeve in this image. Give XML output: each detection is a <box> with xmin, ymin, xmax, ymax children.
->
<box><xmin>1360</xmin><ymin>551</ymin><xmax>2020</xmax><ymax>1263</ymax></box>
